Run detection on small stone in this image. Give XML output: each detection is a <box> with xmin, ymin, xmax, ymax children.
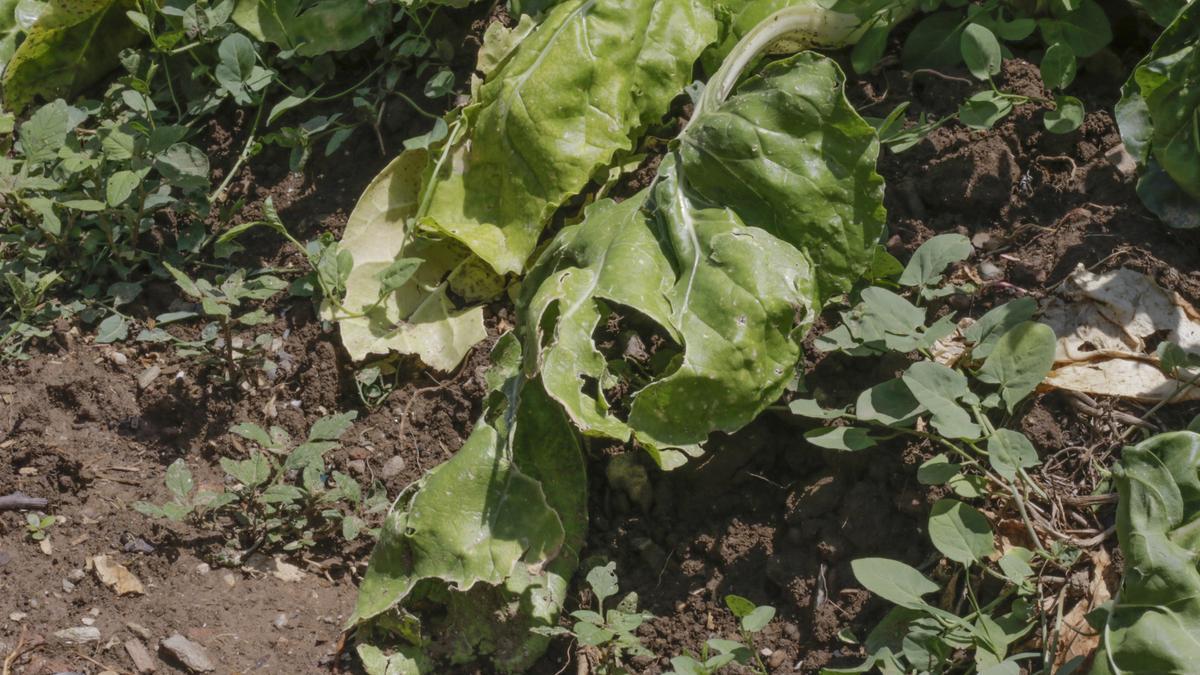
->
<box><xmin>91</xmin><ymin>555</ymin><xmax>145</xmax><ymax>595</ymax></box>
<box><xmin>971</xmin><ymin>231</ymin><xmax>994</xmax><ymax>250</ymax></box>
<box><xmin>137</xmin><ymin>365</ymin><xmax>161</xmax><ymax>390</ymax></box>
<box><xmin>221</xmin><ymin>573</ymin><xmax>237</xmax><ymax>588</ymax></box>
<box><xmin>55</xmin><ymin>626</ymin><xmax>101</xmax><ymax>644</ymax></box>
<box><xmin>125</xmin><ymin>638</ymin><xmax>157</xmax><ymax>673</ymax></box>
<box><xmin>81</xmin><ymin>617</ymin><xmax>95</xmax><ymax>626</ymax></box>
<box><xmin>67</xmin><ymin>569</ymin><xmax>85</xmax><ymax>582</ymax></box>
<box><xmin>126</xmin><ymin>622</ymin><xmax>152</xmax><ymax>640</ymax></box>
<box><xmin>0</xmin><ymin>550</ymin><xmax>10</xmax><ymax>566</ymax></box>
<box><xmin>27</xmin><ymin>598</ymin><xmax>38</xmax><ymax>608</ymax></box>
<box><xmin>272</xmin><ymin>613</ymin><xmax>288</xmax><ymax>630</ymax></box>
<box><xmin>39</xmin><ymin>538</ymin><xmax>52</xmax><ymax>555</ymax></box>
<box><xmin>1105</xmin><ymin>143</ymin><xmax>1138</xmax><ymax>177</ymax></box>
<box><xmin>380</xmin><ymin>455</ymin><xmax>406</xmax><ymax>479</ymax></box>
<box><xmin>108</xmin><ymin>351</ymin><xmax>129</xmax><ymax>366</ymax></box>
<box><xmin>62</xmin><ymin>578</ymin><xmax>76</xmax><ymax>593</ymax></box>
<box><xmin>979</xmin><ymin>261</ymin><xmax>1003</xmax><ymax>280</ymax></box>
<box><xmin>9</xmin><ymin>612</ymin><xmax>26</xmax><ymax>621</ymax></box>
<box><xmin>345</xmin><ymin>459</ymin><xmax>366</xmax><ymax>476</ymax></box>
<box><xmin>769</xmin><ymin>650</ymin><xmax>788</xmax><ymax>669</ymax></box>
<box><xmin>160</xmin><ymin>633</ymin><xmax>215</xmax><ymax>673</ymax></box>
<box><xmin>195</xmin><ymin>563</ymin><xmax>211</xmax><ymax>576</ymax></box>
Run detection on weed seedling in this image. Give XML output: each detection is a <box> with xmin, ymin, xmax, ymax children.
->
<box><xmin>533</xmin><ymin>562</ymin><xmax>653</xmax><ymax>675</ymax></box>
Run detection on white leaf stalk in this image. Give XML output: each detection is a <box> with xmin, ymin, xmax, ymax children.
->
<box><xmin>696</xmin><ymin>1</ymin><xmax>916</xmax><ymax>118</ymax></box>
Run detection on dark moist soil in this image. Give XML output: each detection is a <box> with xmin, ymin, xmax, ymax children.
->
<box><xmin>6</xmin><ymin>12</ymin><xmax>1200</xmax><ymax>675</ymax></box>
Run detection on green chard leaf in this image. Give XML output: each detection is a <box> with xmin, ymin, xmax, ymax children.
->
<box><xmin>521</xmin><ymin>50</ymin><xmax>883</xmax><ymax>458</ymax></box>
<box><xmin>419</xmin><ymin>0</ymin><xmax>718</xmax><ymax>276</ymax></box>
<box><xmin>1115</xmin><ymin>1</ymin><xmax>1200</xmax><ymax>228</ymax></box>
<box><xmin>1094</xmin><ymin>431</ymin><xmax>1200</xmax><ymax>674</ymax></box>
<box><xmin>352</xmin><ymin>379</ymin><xmax>586</xmax><ymax>672</ymax></box>
<box><xmin>1</xmin><ymin>0</ymin><xmax>144</xmax><ymax>113</ymax></box>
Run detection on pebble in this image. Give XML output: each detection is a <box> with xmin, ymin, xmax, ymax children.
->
<box><xmin>108</xmin><ymin>351</ymin><xmax>128</xmax><ymax>366</ymax></box>
<box><xmin>196</xmin><ymin>563</ymin><xmax>211</xmax><ymax>575</ymax></box>
<box><xmin>126</xmin><ymin>622</ymin><xmax>152</xmax><ymax>640</ymax></box>
<box><xmin>62</xmin><ymin>578</ymin><xmax>76</xmax><ymax>593</ymax></box>
<box><xmin>272</xmin><ymin>613</ymin><xmax>288</xmax><ymax>630</ymax></box>
<box><xmin>9</xmin><ymin>612</ymin><xmax>26</xmax><ymax>621</ymax></box>
<box><xmin>55</xmin><ymin>626</ymin><xmax>101</xmax><ymax>644</ymax></box>
<box><xmin>979</xmin><ymin>260</ymin><xmax>1003</xmax><ymax>280</ymax></box>
<box><xmin>0</xmin><ymin>550</ymin><xmax>10</xmax><ymax>566</ymax></box>
<box><xmin>380</xmin><ymin>455</ymin><xmax>406</xmax><ymax>479</ymax></box>
<box><xmin>222</xmin><ymin>572</ymin><xmax>237</xmax><ymax>588</ymax></box>
<box><xmin>81</xmin><ymin>617</ymin><xmax>95</xmax><ymax>626</ymax></box>
<box><xmin>160</xmin><ymin>633</ymin><xmax>216</xmax><ymax>673</ymax></box>
<box><xmin>67</xmin><ymin>568</ymin><xmax>85</xmax><ymax>582</ymax></box>
<box><xmin>125</xmin><ymin>638</ymin><xmax>157</xmax><ymax>674</ymax></box>
<box><xmin>345</xmin><ymin>459</ymin><xmax>367</xmax><ymax>476</ymax></box>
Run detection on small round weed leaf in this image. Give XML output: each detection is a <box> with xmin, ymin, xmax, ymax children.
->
<box><xmin>724</xmin><ymin>594</ymin><xmax>756</xmax><ymax>618</ymax></box>
<box><xmin>978</xmin><ymin>321</ymin><xmax>1056</xmax><ymax>411</ymax></box>
<box><xmin>998</xmin><ymin>548</ymin><xmax>1035</xmax><ymax>583</ymax></box>
<box><xmin>961</xmin><ymin>23</ymin><xmax>1002</xmax><ymax>80</ymax></box>
<box><xmin>928</xmin><ymin>499</ymin><xmax>995</xmax><ymax>565</ymax></box>
<box><xmin>918</xmin><ymin>454</ymin><xmax>961</xmax><ymax>485</ymax></box>
<box><xmin>899</xmin><ymin>233</ymin><xmax>973</xmax><ymax>289</ymax></box>
<box><xmin>959</xmin><ymin>90</ymin><xmax>1014</xmax><ymax>129</ymax></box>
<box><xmin>903</xmin><ymin>11</ymin><xmax>966</xmax><ymax>69</ymax></box>
<box><xmin>805</xmin><ymin>426</ymin><xmax>877</xmax><ymax>451</ymax></box>
<box><xmin>988</xmin><ymin>429</ymin><xmax>1040</xmax><ymax>480</ymax></box>
<box><xmin>742</xmin><ymin>605</ymin><xmax>775</xmax><ymax>633</ymax></box>
<box><xmin>1040</xmin><ymin>43</ymin><xmax>1077</xmax><ymax>90</ymax></box>
<box><xmin>850</xmin><ymin>558</ymin><xmax>939</xmax><ymax>609</ymax></box>
<box><xmin>1044</xmin><ymin>95</ymin><xmax>1085</xmax><ymax>134</ymax></box>
<box><xmin>587</xmin><ymin>563</ymin><xmax>619</xmax><ymax>605</ymax></box>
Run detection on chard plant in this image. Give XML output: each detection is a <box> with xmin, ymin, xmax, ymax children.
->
<box><xmin>345</xmin><ymin>3</ymin><xmax>895</xmax><ymax>671</ymax></box>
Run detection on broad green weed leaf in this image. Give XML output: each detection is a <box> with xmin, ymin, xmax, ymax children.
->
<box><xmin>1095</xmin><ymin>431</ymin><xmax>1200</xmax><ymax>674</ymax></box>
<box><xmin>928</xmin><ymin>498</ymin><xmax>995</xmax><ymax>565</ymax></box>
<box><xmin>789</xmin><ymin>399</ymin><xmax>847</xmax><ymax>420</ymax></box>
<box><xmin>963</xmin><ymin>298</ymin><xmax>1036</xmax><ymax>360</ymax></box>
<box><xmin>725</xmin><ymin>594</ymin><xmax>756</xmax><ymax>618</ymax></box>
<box><xmin>1</xmin><ymin>0</ymin><xmax>143</xmax><ymax>113</ymax></box>
<box><xmin>231</xmin><ymin>0</ymin><xmax>389</xmax><ymax>56</ymax></box>
<box><xmin>154</xmin><ymin>143</ymin><xmax>210</xmax><ymax>191</ymax></box>
<box><xmin>918</xmin><ymin>454</ymin><xmax>961</xmax><ymax>485</ymax></box>
<box><xmin>353</xmin><ymin>381</ymin><xmax>586</xmax><ymax>671</ymax></box>
<box><xmin>356</xmin><ymin>643</ymin><xmax>431</xmax><ymax>675</ymax></box>
<box><xmin>851</xmin><ymin>558</ymin><xmax>939</xmax><ymax>610</ymax></box>
<box><xmin>977</xmin><ymin>321</ymin><xmax>1055</xmax><ymax>412</ymax></box>
<box><xmin>420</xmin><ymin>0</ymin><xmax>717</xmax><ymax>276</ymax></box>
<box><xmin>165</xmin><ymin>459</ymin><xmax>194</xmax><ymax>502</ymax></box>
<box><xmin>959</xmin><ymin>90</ymin><xmax>1014</xmax><ymax>129</ymax></box>
<box><xmin>1040</xmin><ymin>43</ymin><xmax>1077</xmax><ymax>90</ymax></box>
<box><xmin>805</xmin><ymin>426</ymin><xmax>877</xmax><ymax>451</ymax></box>
<box><xmin>587</xmin><ymin>563</ymin><xmax>619</xmax><ymax>606</ymax></box>
<box><xmin>998</xmin><ymin>548</ymin><xmax>1034</xmax><ymax>584</ymax></box>
<box><xmin>0</xmin><ymin>0</ymin><xmax>23</xmax><ymax>65</ymax></box>
<box><xmin>95</xmin><ymin>314</ymin><xmax>127</xmax><ymax>343</ymax></box>
<box><xmin>855</xmin><ymin>378</ymin><xmax>924</xmax><ymax>426</ymax></box>
<box><xmin>960</xmin><ymin>23</ymin><xmax>1001</xmax><ymax>80</ymax></box>
<box><xmin>1037</xmin><ymin>0</ymin><xmax>1111</xmax><ymax>58</ymax></box>
<box><xmin>742</xmin><ymin>605</ymin><xmax>775</xmax><ymax>632</ymax></box>
<box><xmin>18</xmin><ymin>98</ymin><xmax>71</xmax><ymax>163</ymax></box>
<box><xmin>899</xmin><ymin>233</ymin><xmax>972</xmax><ymax>290</ymax></box>
<box><xmin>902</xmin><ymin>11</ymin><xmax>964</xmax><ymax>69</ymax></box>
<box><xmin>1044</xmin><ymin>95</ymin><xmax>1084</xmax><ymax>134</ymax></box>
<box><xmin>987</xmin><ymin>429</ymin><xmax>1040</xmax><ymax>480</ymax></box>
<box><xmin>105</xmin><ymin>169</ymin><xmax>140</xmax><ymax>206</ymax></box>
<box><xmin>336</xmin><ymin>151</ymin><xmax>488</xmax><ymax>371</ymax></box>
<box><xmin>308</xmin><ymin>410</ymin><xmax>357</xmax><ymax>441</ymax></box>
<box><xmin>230</xmin><ymin>422</ymin><xmax>273</xmax><ymax>448</ymax></box>
<box><xmin>902</xmin><ymin>362</ymin><xmax>980</xmax><ymax>439</ymax></box>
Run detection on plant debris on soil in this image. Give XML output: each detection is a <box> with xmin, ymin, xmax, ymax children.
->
<box><xmin>4</xmin><ymin>9</ymin><xmax>1200</xmax><ymax>675</ymax></box>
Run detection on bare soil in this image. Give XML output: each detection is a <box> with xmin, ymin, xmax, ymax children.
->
<box><xmin>5</xmin><ymin>11</ymin><xmax>1200</xmax><ymax>675</ymax></box>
